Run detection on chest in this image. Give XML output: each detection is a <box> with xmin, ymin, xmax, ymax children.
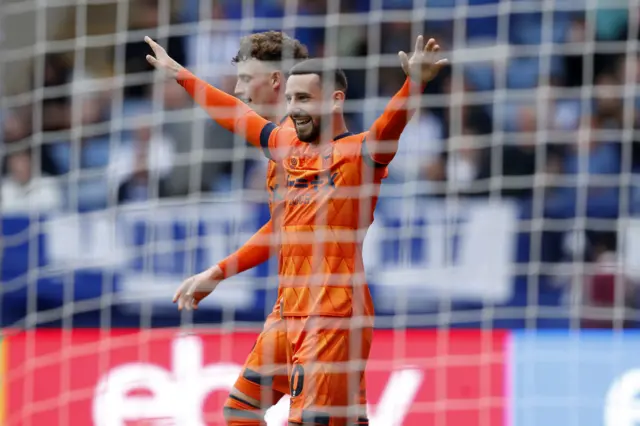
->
<box><xmin>280</xmin><ymin>144</ymin><xmax>362</xmax><ymax>192</ymax></box>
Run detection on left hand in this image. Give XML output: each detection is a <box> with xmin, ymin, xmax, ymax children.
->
<box><xmin>399</xmin><ymin>36</ymin><xmax>449</xmax><ymax>85</ymax></box>
<box><xmin>144</xmin><ymin>36</ymin><xmax>184</xmax><ymax>80</ymax></box>
<box><xmin>173</xmin><ymin>265</ymin><xmax>224</xmax><ymax>311</ymax></box>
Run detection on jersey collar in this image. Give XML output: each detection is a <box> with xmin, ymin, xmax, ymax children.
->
<box><xmin>282</xmin><ymin>116</ymin><xmax>353</xmax><ymax>143</ymax></box>
<box><xmin>333</xmin><ymin>131</ymin><xmax>353</xmax><ymax>141</ymax></box>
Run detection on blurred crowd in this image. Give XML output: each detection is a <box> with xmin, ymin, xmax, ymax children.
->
<box><xmin>3</xmin><ymin>0</ymin><xmax>640</xmax><ymax>326</ymax></box>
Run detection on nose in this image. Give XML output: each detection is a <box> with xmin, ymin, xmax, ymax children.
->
<box><xmin>234</xmin><ymin>81</ymin><xmax>243</xmax><ymax>97</ymax></box>
<box><xmin>286</xmin><ymin>101</ymin><xmax>298</xmax><ymax>116</ymax></box>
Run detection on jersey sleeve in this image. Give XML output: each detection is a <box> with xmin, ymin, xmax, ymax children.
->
<box><xmin>260</xmin><ymin>124</ymin><xmax>297</xmax><ymax>162</ymax></box>
<box><xmin>362</xmin><ymin>77</ymin><xmax>424</xmax><ymax>167</ymax></box>
<box><xmin>176</xmin><ymin>69</ymin><xmax>290</xmax><ymax>159</ymax></box>
<box><xmin>217</xmin><ymin>219</ymin><xmax>275</xmax><ymax>278</ymax></box>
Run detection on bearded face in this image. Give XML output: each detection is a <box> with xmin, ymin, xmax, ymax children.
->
<box><xmin>285</xmin><ymin>73</ymin><xmax>344</xmax><ymax>143</ymax></box>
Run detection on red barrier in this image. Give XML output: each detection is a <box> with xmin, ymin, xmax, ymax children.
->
<box><xmin>3</xmin><ymin>329</ymin><xmax>507</xmax><ymax>425</ymax></box>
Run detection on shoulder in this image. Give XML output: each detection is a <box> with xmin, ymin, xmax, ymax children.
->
<box><xmin>334</xmin><ymin>132</ymin><xmax>367</xmax><ymax>156</ymax></box>
<box><xmin>281</xmin><ymin>117</ymin><xmax>295</xmax><ymax>130</ymax></box>
<box><xmin>265</xmin><ymin>124</ymin><xmax>298</xmax><ymax>143</ymax></box>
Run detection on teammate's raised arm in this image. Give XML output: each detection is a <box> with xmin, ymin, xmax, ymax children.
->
<box><xmin>365</xmin><ymin>36</ymin><xmax>449</xmax><ymax>165</ymax></box>
<box><xmin>144</xmin><ymin>36</ymin><xmax>273</xmax><ymax>151</ymax></box>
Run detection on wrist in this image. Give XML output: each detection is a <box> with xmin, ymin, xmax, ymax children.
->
<box><xmin>207</xmin><ymin>264</ymin><xmax>225</xmax><ymax>280</ymax></box>
<box><xmin>404</xmin><ymin>77</ymin><xmax>426</xmax><ymax>98</ymax></box>
<box><xmin>175</xmin><ymin>67</ymin><xmax>190</xmax><ymax>82</ymax></box>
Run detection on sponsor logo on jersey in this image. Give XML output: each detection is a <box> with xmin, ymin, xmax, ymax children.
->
<box><xmin>287</xmin><ymin>172</ymin><xmax>338</xmax><ymax>191</ymax></box>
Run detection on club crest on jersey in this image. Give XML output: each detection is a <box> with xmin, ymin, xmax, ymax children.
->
<box><xmin>289</xmin><ymin>157</ymin><xmax>299</xmax><ymax>168</ymax></box>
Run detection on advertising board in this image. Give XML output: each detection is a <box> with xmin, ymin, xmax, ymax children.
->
<box><xmin>3</xmin><ymin>329</ymin><xmax>507</xmax><ymax>426</ymax></box>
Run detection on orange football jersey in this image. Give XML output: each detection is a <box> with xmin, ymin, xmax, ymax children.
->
<box><xmin>178</xmin><ymin>70</ymin><xmax>418</xmax><ymax>318</ymax></box>
<box><xmin>263</xmin><ymin>129</ymin><xmax>388</xmax><ymax>318</ymax></box>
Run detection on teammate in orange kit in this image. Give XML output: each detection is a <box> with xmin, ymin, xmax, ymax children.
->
<box><xmin>216</xmin><ymin>31</ymin><xmax>308</xmax><ymax>280</ymax></box>
<box><xmin>146</xmin><ymin>34</ymin><xmax>447</xmax><ymax>425</ymax></box>
<box><xmin>173</xmin><ymin>32</ymin><xmax>310</xmax><ymax>419</ymax></box>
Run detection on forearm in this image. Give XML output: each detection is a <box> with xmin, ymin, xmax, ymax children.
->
<box><xmin>217</xmin><ymin>220</ymin><xmax>276</xmax><ymax>278</ymax></box>
<box><xmin>366</xmin><ymin>77</ymin><xmax>424</xmax><ymax>165</ymax></box>
<box><xmin>176</xmin><ymin>69</ymin><xmax>267</xmax><ymax>148</ymax></box>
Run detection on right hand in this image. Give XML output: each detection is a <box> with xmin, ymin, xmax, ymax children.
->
<box><xmin>145</xmin><ymin>36</ymin><xmax>184</xmax><ymax>80</ymax></box>
<box><xmin>173</xmin><ymin>265</ymin><xmax>224</xmax><ymax>310</ymax></box>
<box><xmin>398</xmin><ymin>35</ymin><xmax>449</xmax><ymax>85</ymax></box>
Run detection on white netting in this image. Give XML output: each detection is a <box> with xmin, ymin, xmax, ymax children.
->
<box><xmin>2</xmin><ymin>0</ymin><xmax>640</xmax><ymax>425</ymax></box>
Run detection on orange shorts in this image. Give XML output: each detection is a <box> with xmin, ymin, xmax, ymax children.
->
<box><xmin>228</xmin><ymin>309</ymin><xmax>290</xmax><ymax>410</ymax></box>
<box><xmin>285</xmin><ymin>317</ymin><xmax>372</xmax><ymax>426</ymax></box>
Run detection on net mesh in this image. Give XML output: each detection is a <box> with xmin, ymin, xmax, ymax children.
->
<box><xmin>1</xmin><ymin>0</ymin><xmax>640</xmax><ymax>425</ymax></box>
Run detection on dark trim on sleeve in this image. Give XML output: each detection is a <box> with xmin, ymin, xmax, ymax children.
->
<box><xmin>242</xmin><ymin>367</ymin><xmax>274</xmax><ymax>387</ymax></box>
<box><xmin>260</xmin><ymin>122</ymin><xmax>277</xmax><ymax>160</ymax></box>
<box><xmin>333</xmin><ymin>131</ymin><xmax>354</xmax><ymax>141</ymax></box>
<box><xmin>361</xmin><ymin>137</ymin><xmax>387</xmax><ymax>168</ymax></box>
<box><xmin>227</xmin><ymin>394</ymin><xmax>261</xmax><ymax>410</ymax></box>
<box><xmin>300</xmin><ymin>410</ymin><xmax>331</xmax><ymax>425</ymax></box>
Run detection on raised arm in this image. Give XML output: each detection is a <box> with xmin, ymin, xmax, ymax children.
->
<box><xmin>144</xmin><ymin>36</ymin><xmax>273</xmax><ymax>152</ymax></box>
<box><xmin>364</xmin><ymin>36</ymin><xmax>449</xmax><ymax>166</ymax></box>
<box><xmin>217</xmin><ymin>219</ymin><xmax>275</xmax><ymax>278</ymax></box>
<box><xmin>176</xmin><ymin>69</ymin><xmax>270</xmax><ymax>148</ymax></box>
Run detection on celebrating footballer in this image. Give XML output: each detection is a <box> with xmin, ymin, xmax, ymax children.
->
<box><xmin>145</xmin><ymin>31</ymin><xmax>447</xmax><ymax>426</ymax></box>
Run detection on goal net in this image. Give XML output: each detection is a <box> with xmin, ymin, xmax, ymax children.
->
<box><xmin>1</xmin><ymin>0</ymin><xmax>639</xmax><ymax>425</ymax></box>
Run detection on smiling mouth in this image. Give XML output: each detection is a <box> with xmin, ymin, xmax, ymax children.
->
<box><xmin>293</xmin><ymin>117</ymin><xmax>312</xmax><ymax>126</ymax></box>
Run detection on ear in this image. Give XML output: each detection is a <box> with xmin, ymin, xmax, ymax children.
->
<box><xmin>271</xmin><ymin>71</ymin><xmax>282</xmax><ymax>91</ymax></box>
<box><xmin>331</xmin><ymin>91</ymin><xmax>345</xmax><ymax>112</ymax></box>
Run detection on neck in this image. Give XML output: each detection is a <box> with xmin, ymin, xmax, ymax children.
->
<box><xmin>263</xmin><ymin>90</ymin><xmax>289</xmax><ymax>123</ymax></box>
<box><xmin>308</xmin><ymin>115</ymin><xmax>349</xmax><ymax>145</ymax></box>
<box><xmin>326</xmin><ymin>114</ymin><xmax>348</xmax><ymax>142</ymax></box>
<box><xmin>264</xmin><ymin>103</ymin><xmax>288</xmax><ymax>124</ymax></box>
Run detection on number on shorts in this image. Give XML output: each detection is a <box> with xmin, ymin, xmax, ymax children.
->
<box><xmin>290</xmin><ymin>364</ymin><xmax>305</xmax><ymax>397</ymax></box>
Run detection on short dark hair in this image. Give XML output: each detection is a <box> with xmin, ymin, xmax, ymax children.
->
<box><xmin>232</xmin><ymin>31</ymin><xmax>309</xmax><ymax>65</ymax></box>
<box><xmin>288</xmin><ymin>58</ymin><xmax>348</xmax><ymax>92</ymax></box>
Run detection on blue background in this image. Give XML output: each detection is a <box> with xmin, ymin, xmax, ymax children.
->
<box><xmin>0</xmin><ymin>196</ymin><xmax>573</xmax><ymax>328</ymax></box>
<box><xmin>511</xmin><ymin>331</ymin><xmax>640</xmax><ymax>426</ymax></box>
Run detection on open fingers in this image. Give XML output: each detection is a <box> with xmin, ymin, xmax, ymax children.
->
<box><xmin>175</xmin><ymin>277</ymin><xmax>193</xmax><ymax>310</ymax></box>
<box><xmin>431</xmin><ymin>44</ymin><xmax>441</xmax><ymax>63</ymax></box>
<box><xmin>184</xmin><ymin>280</ymin><xmax>201</xmax><ymax>311</ymax></box>
<box><xmin>177</xmin><ymin>294</ymin><xmax>187</xmax><ymax>311</ymax></box>
<box><xmin>173</xmin><ymin>282</ymin><xmax>185</xmax><ymax>305</ymax></box>
<box><xmin>398</xmin><ymin>50</ymin><xmax>409</xmax><ymax>74</ymax></box>
<box><xmin>146</xmin><ymin>54</ymin><xmax>159</xmax><ymax>68</ymax></box>
<box><xmin>144</xmin><ymin>36</ymin><xmax>160</xmax><ymax>52</ymax></box>
<box><xmin>424</xmin><ymin>38</ymin><xmax>438</xmax><ymax>54</ymax></box>
<box><xmin>414</xmin><ymin>35</ymin><xmax>424</xmax><ymax>56</ymax></box>
<box><xmin>185</xmin><ymin>278</ymin><xmax>200</xmax><ymax>301</ymax></box>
